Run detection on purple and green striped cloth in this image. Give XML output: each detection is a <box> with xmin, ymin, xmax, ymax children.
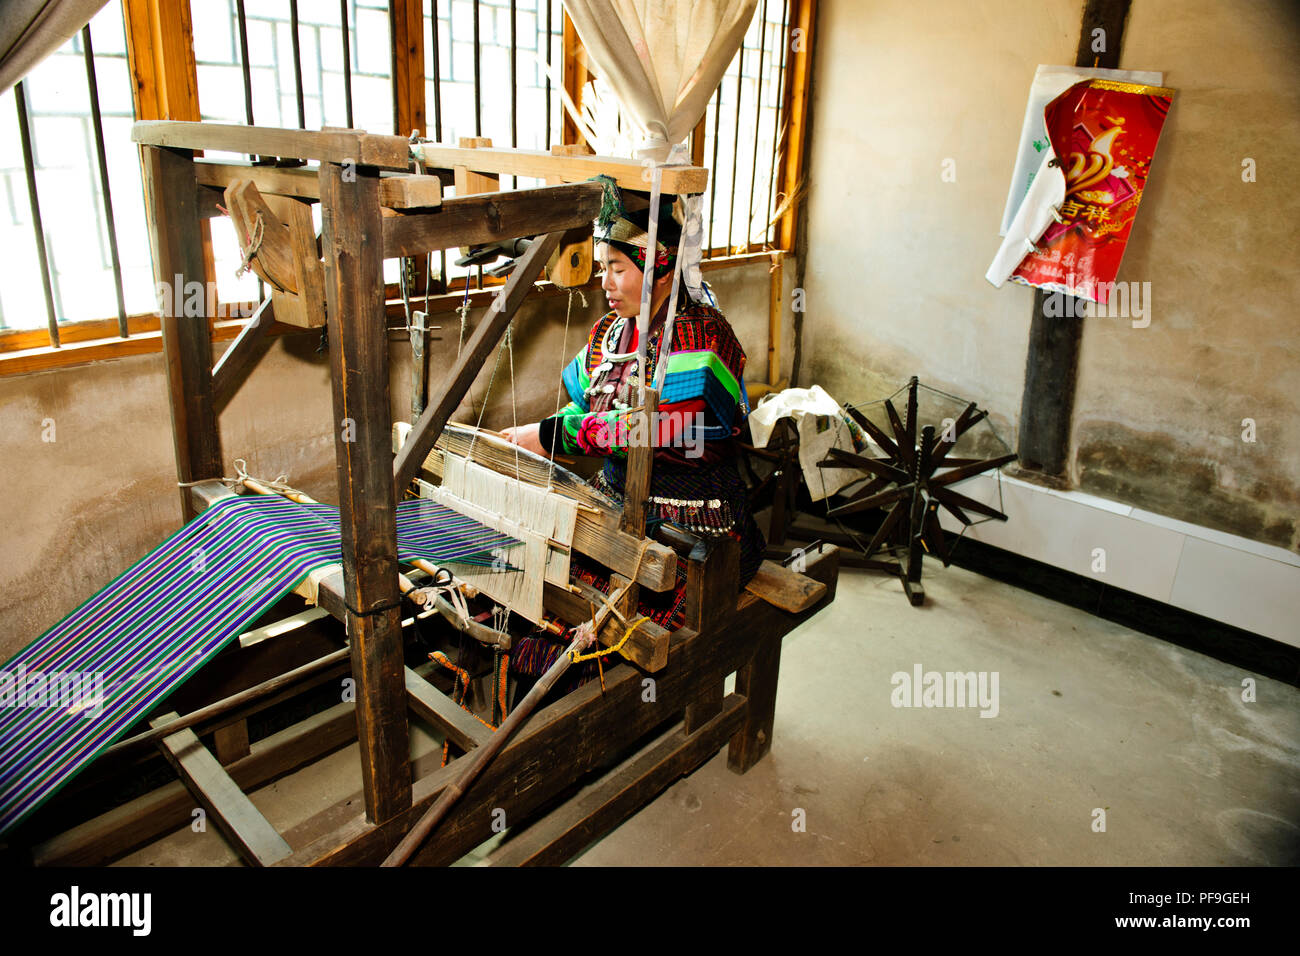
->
<box><xmin>0</xmin><ymin>493</ymin><xmax>519</xmax><ymax>835</ymax></box>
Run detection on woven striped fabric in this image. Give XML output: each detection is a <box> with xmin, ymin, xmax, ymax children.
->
<box><xmin>0</xmin><ymin>493</ymin><xmax>520</xmax><ymax>835</ymax></box>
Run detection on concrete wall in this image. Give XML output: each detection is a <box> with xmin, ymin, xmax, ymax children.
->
<box><xmin>800</xmin><ymin>0</ymin><xmax>1300</xmax><ymax>551</ymax></box>
<box><xmin>0</xmin><ymin>260</ymin><xmax>783</xmax><ymax>659</ymax></box>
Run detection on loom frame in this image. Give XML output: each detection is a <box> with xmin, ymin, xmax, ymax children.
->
<box><xmin>22</xmin><ymin>120</ymin><xmax>840</xmax><ymax>867</ymax></box>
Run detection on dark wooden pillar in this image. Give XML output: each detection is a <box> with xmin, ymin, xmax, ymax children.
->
<box><xmin>1016</xmin><ymin>0</ymin><xmax>1131</xmax><ymax>478</ymax></box>
<box><xmin>683</xmin><ymin>535</ymin><xmax>738</xmax><ymax>735</ymax></box>
<box><xmin>142</xmin><ymin>145</ymin><xmax>222</xmax><ymax>521</ymax></box>
<box><xmin>319</xmin><ymin>161</ymin><xmax>412</xmax><ymax>825</ymax></box>
<box><xmin>728</xmin><ymin>627</ymin><xmax>782</xmax><ymax>774</ymax></box>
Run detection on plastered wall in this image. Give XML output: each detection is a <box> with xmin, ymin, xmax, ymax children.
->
<box><xmin>0</xmin><ymin>260</ymin><xmax>782</xmax><ymax>659</ymax></box>
<box><xmin>800</xmin><ymin>0</ymin><xmax>1300</xmax><ymax>550</ymax></box>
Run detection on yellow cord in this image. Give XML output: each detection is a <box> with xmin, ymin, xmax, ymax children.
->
<box><xmin>570</xmin><ymin>615</ymin><xmax>651</xmax><ymax>662</ymax></box>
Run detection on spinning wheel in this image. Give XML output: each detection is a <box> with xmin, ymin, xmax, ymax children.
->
<box><xmin>820</xmin><ymin>377</ymin><xmax>1017</xmax><ymax>605</ymax></box>
<box><xmin>739</xmin><ymin>417</ymin><xmax>802</xmax><ymax>549</ymax></box>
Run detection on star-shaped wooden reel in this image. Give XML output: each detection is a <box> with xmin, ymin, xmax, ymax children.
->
<box><xmin>819</xmin><ymin>376</ymin><xmax>1017</xmax><ymax>606</ymax></box>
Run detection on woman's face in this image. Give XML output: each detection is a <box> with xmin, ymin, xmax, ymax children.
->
<box><xmin>597</xmin><ymin>244</ymin><xmax>646</xmax><ymax>318</ymax></box>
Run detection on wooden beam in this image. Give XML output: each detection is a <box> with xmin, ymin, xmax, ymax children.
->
<box><xmin>194</xmin><ymin>160</ymin><xmax>441</xmax><ymax>207</ymax></box>
<box><xmin>744</xmin><ymin>559</ymin><xmax>827</xmax><ymax>613</ymax></box>
<box><xmin>122</xmin><ymin>0</ymin><xmax>200</xmax><ymax>123</ymax></box>
<box><xmin>33</xmin><ymin>703</ymin><xmax>357</xmax><ymax>868</ymax></box>
<box><xmin>121</xmin><ymin>3</ymin><xmax>214</xmax><ymax>295</ymax></box>
<box><xmin>382</xmin><ymin>182</ymin><xmax>601</xmax><ymax>258</ymax></box>
<box><xmin>405</xmin><ymin>667</ymin><xmax>493</xmax><ymax>752</ymax></box>
<box><xmin>379</xmin><ymin>174</ymin><xmax>443</xmax><ymax>208</ymax></box>
<box><xmin>142</xmin><ymin>145</ymin><xmax>222</xmax><ymax>521</ymax></box>
<box><xmin>777</xmin><ymin>0</ymin><xmax>817</xmax><ymax>252</ymax></box>
<box><xmin>392</xmin><ymin>231</ymin><xmax>563</xmax><ymax>496</ymax></box>
<box><xmin>150</xmin><ymin>714</ymin><xmax>293</xmax><ymax>866</ymax></box>
<box><xmin>211</xmin><ymin>298</ymin><xmax>274</xmax><ymax>410</ymax></box>
<box><xmin>101</xmin><ymin>648</ymin><xmax>351</xmax><ymax>762</ymax></box>
<box><xmin>195</xmin><ymin>160</ymin><xmax>320</xmax><ymax>197</ymax></box>
<box><xmin>319</xmin><ymin>160</ymin><xmax>412</xmax><ymax>825</ymax></box>
<box><xmin>390</xmin><ymin>0</ymin><xmax>426</xmax><ymax>138</ymax></box>
<box><xmin>413</xmin><ymin>144</ymin><xmax>709</xmax><ymax>195</ymax></box>
<box><xmin>454</xmin><ymin>136</ymin><xmax>500</xmax><ymax>196</ymax></box>
<box><xmin>562</xmin><ymin>11</ymin><xmax>589</xmax><ymax>149</ymax></box>
<box><xmin>486</xmin><ymin>699</ymin><xmax>747</xmax><ymax>865</ymax></box>
<box><xmin>133</xmin><ymin>120</ymin><xmax>412</xmax><ymax>170</ymax></box>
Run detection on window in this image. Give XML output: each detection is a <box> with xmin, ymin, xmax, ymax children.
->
<box><xmin>0</xmin><ymin>0</ymin><xmax>152</xmax><ymax>336</ymax></box>
<box><xmin>0</xmin><ymin>0</ymin><xmax>812</xmax><ymax>370</ymax></box>
<box><xmin>700</xmin><ymin>0</ymin><xmax>792</xmax><ymax>257</ymax></box>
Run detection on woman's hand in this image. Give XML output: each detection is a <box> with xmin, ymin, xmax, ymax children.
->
<box><xmin>499</xmin><ymin>422</ymin><xmax>545</xmax><ymax>455</ymax></box>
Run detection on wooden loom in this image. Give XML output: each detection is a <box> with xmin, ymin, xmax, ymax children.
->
<box><xmin>18</xmin><ymin>121</ymin><xmax>839</xmax><ymax>868</ymax></box>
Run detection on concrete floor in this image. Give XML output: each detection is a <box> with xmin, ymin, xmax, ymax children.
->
<box><xmin>115</xmin><ymin>562</ymin><xmax>1300</xmax><ymax>866</ymax></box>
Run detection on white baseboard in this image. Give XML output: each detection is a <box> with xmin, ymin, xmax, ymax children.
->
<box><xmin>936</xmin><ymin>471</ymin><xmax>1300</xmax><ymax>648</ymax></box>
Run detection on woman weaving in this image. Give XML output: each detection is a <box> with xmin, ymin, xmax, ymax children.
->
<box><xmin>501</xmin><ymin>192</ymin><xmax>765</xmax><ymax>680</ymax></box>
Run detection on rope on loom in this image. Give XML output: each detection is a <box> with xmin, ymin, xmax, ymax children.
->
<box><xmin>567</xmin><ymin>537</ymin><xmax>653</xmax><ymax>664</ymax></box>
<box><xmin>234</xmin><ymin>212</ymin><xmax>265</xmax><ymax>280</ymax></box>
<box><xmin>175</xmin><ymin>458</ymin><xmax>290</xmax><ymax>492</ymax></box>
<box><xmin>569</xmin><ymin>615</ymin><xmax>651</xmax><ymax>663</ymax></box>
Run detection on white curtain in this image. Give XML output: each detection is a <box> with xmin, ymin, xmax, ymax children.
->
<box><xmin>0</xmin><ymin>0</ymin><xmax>109</xmax><ymax>97</ymax></box>
<box><xmin>563</xmin><ymin>0</ymin><xmax>758</xmax><ymax>161</ymax></box>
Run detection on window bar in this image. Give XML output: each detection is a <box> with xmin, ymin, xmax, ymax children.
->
<box><xmin>745</xmin><ymin>0</ymin><xmax>768</xmax><ymax>253</ymax></box>
<box><xmin>707</xmin><ymin>84</ymin><xmax>721</xmax><ymax>258</ymax></box>
<box><xmin>473</xmin><ymin>0</ymin><xmax>482</xmax><ymax>288</ymax></box>
<box><xmin>340</xmin><ymin>0</ymin><xmax>355</xmax><ymax>127</ymax></box>
<box><xmin>430</xmin><ymin>0</ymin><xmax>442</xmax><ymax>140</ymax></box>
<box><xmin>766</xmin><ymin>0</ymin><xmax>789</xmax><ymax>246</ymax></box>
<box><xmin>428</xmin><ymin>0</ymin><xmax>446</xmax><ymax>291</ymax></box>
<box><xmin>472</xmin><ymin>0</ymin><xmax>482</xmax><ymax>137</ymax></box>
<box><xmin>509</xmin><ymin>0</ymin><xmax>517</xmax><ymax>189</ymax></box>
<box><xmin>289</xmin><ymin>0</ymin><xmax>306</xmax><ymax>129</ymax></box>
<box><xmin>14</xmin><ymin>82</ymin><xmax>60</xmax><ymax>348</ymax></box>
<box><xmin>236</xmin><ymin>0</ymin><xmax>255</xmax><ymax>125</ymax></box>
<box><xmin>82</xmin><ymin>24</ymin><xmax>129</xmax><ymax>339</ymax></box>
<box><xmin>545</xmin><ymin>0</ymin><xmax>552</xmax><ymax>150</ymax></box>
<box><xmin>726</xmin><ymin>44</ymin><xmax>745</xmax><ymax>255</ymax></box>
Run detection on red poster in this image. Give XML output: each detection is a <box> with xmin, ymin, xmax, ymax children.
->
<box><xmin>1010</xmin><ymin>79</ymin><xmax>1175</xmax><ymax>304</ymax></box>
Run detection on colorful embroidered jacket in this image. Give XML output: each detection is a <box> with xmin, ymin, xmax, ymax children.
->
<box><xmin>538</xmin><ymin>301</ymin><xmax>750</xmax><ymax>463</ymax></box>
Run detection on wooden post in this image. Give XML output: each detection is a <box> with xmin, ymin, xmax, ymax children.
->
<box><xmin>685</xmin><ymin>534</ymin><xmax>739</xmax><ymax>636</ymax></box>
<box><xmin>454</xmin><ymin>137</ymin><xmax>498</xmax><ymax>196</ymax></box>
<box><xmin>727</xmin><ymin>627</ymin><xmax>782</xmax><ymax>774</ymax></box>
<box><xmin>683</xmin><ymin>535</ymin><xmax>738</xmax><ymax>735</ymax></box>
<box><xmin>142</xmin><ymin>145</ymin><xmax>222</xmax><ymax>521</ymax></box>
<box><xmin>561</xmin><ymin>12</ymin><xmax>589</xmax><ymax>149</ymax></box>
<box><xmin>1017</xmin><ymin>0</ymin><xmax>1131</xmax><ymax>478</ymax></box>
<box><xmin>776</xmin><ymin>0</ymin><xmax>817</xmax><ymax>253</ymax></box>
<box><xmin>319</xmin><ymin>160</ymin><xmax>412</xmax><ymax>825</ymax></box>
<box><xmin>123</xmin><ymin>0</ymin><xmax>217</xmax><ymax>308</ymax></box>
<box><xmin>619</xmin><ymin>388</ymin><xmax>658</xmax><ymax>539</ymax></box>
<box><xmin>390</xmin><ymin>0</ymin><xmax>426</xmax><ymax>138</ymax></box>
